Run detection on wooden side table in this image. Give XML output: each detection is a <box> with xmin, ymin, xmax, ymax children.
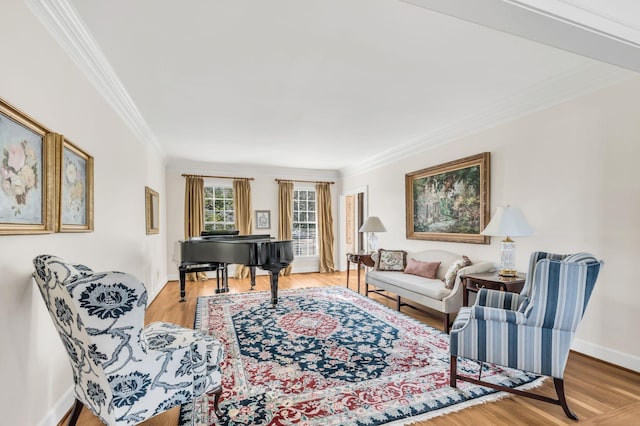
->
<box><xmin>461</xmin><ymin>271</ymin><xmax>526</xmax><ymax>307</ymax></box>
<box><xmin>346</xmin><ymin>252</ymin><xmax>374</xmax><ymax>294</ymax></box>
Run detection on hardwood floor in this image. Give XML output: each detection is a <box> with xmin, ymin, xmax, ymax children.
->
<box><xmin>62</xmin><ymin>271</ymin><xmax>640</xmax><ymax>425</ymax></box>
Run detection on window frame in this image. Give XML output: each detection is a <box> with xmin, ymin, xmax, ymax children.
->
<box><xmin>203</xmin><ymin>182</ymin><xmax>235</xmax><ymax>232</ymax></box>
<box><xmin>292</xmin><ymin>185</ymin><xmax>318</xmax><ymax>257</ymax></box>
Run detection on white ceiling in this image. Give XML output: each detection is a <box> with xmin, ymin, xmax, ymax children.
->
<box><xmin>26</xmin><ymin>0</ymin><xmax>640</xmax><ymax>173</ymax></box>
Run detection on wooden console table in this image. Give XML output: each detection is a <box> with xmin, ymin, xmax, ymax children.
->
<box><xmin>461</xmin><ymin>271</ymin><xmax>525</xmax><ymax>307</ymax></box>
<box><xmin>346</xmin><ymin>252</ymin><xmax>374</xmax><ymax>294</ymax></box>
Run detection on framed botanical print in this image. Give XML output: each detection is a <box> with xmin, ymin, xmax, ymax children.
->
<box><xmin>255</xmin><ymin>210</ymin><xmax>270</xmax><ymax>229</ymax></box>
<box><xmin>56</xmin><ymin>136</ymin><xmax>94</xmax><ymax>232</ymax></box>
<box><xmin>0</xmin><ymin>97</ymin><xmax>55</xmax><ymax>234</ymax></box>
<box><xmin>145</xmin><ymin>186</ymin><xmax>159</xmax><ymax>234</ymax></box>
<box><xmin>405</xmin><ymin>152</ymin><xmax>490</xmax><ymax>244</ymax></box>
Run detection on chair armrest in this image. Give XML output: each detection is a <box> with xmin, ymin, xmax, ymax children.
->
<box><xmin>442</xmin><ymin>261</ymin><xmax>495</xmax><ymax>304</ymax></box>
<box><xmin>470</xmin><ymin>305</ymin><xmax>528</xmax><ymax>325</ymax></box>
<box><xmin>475</xmin><ymin>288</ymin><xmax>527</xmax><ymax>311</ymax></box>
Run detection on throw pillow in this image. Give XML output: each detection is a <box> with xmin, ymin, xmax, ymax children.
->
<box><xmin>375</xmin><ymin>249</ymin><xmax>407</xmax><ymax>271</ymax></box>
<box><xmin>404</xmin><ymin>258</ymin><xmax>441</xmax><ymax>279</ymax></box>
<box><xmin>443</xmin><ymin>255</ymin><xmax>472</xmax><ymax>289</ymax></box>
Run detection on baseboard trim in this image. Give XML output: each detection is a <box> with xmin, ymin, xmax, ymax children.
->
<box><xmin>38</xmin><ymin>386</ymin><xmax>74</xmax><ymax>426</ymax></box>
<box><xmin>572</xmin><ymin>338</ymin><xmax>640</xmax><ymax>373</ymax></box>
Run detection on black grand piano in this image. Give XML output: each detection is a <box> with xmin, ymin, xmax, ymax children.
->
<box><xmin>178</xmin><ymin>232</ymin><xmax>293</xmax><ymax>306</ymax></box>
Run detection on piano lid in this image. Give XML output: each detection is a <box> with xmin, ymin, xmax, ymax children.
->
<box><xmin>201</xmin><ymin>230</ymin><xmax>239</xmax><ymax>237</ymax></box>
<box><xmin>186</xmin><ymin>234</ymin><xmax>273</xmax><ymax>242</ymax></box>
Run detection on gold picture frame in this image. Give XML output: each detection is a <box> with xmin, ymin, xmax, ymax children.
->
<box><xmin>405</xmin><ymin>152</ymin><xmax>490</xmax><ymax>244</ymax></box>
<box><xmin>55</xmin><ymin>135</ymin><xmax>94</xmax><ymax>232</ymax></box>
<box><xmin>145</xmin><ymin>186</ymin><xmax>159</xmax><ymax>234</ymax></box>
<box><xmin>0</xmin><ymin>97</ymin><xmax>55</xmax><ymax>234</ymax></box>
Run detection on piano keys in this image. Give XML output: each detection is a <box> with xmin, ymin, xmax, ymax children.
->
<box><xmin>178</xmin><ymin>233</ymin><xmax>294</xmax><ymax>306</ymax></box>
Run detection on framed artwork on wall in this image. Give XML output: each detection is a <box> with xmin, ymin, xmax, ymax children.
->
<box><xmin>145</xmin><ymin>186</ymin><xmax>159</xmax><ymax>234</ymax></box>
<box><xmin>405</xmin><ymin>152</ymin><xmax>490</xmax><ymax>244</ymax></box>
<box><xmin>345</xmin><ymin>194</ymin><xmax>354</xmax><ymax>245</ymax></box>
<box><xmin>255</xmin><ymin>210</ymin><xmax>270</xmax><ymax>229</ymax></box>
<box><xmin>0</xmin><ymin>97</ymin><xmax>55</xmax><ymax>234</ymax></box>
<box><xmin>56</xmin><ymin>136</ymin><xmax>94</xmax><ymax>232</ymax></box>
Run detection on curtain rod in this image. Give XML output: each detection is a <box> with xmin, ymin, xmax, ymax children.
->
<box><xmin>275</xmin><ymin>178</ymin><xmax>334</xmax><ymax>185</ymax></box>
<box><xmin>182</xmin><ymin>173</ymin><xmax>254</xmax><ymax>181</ymax></box>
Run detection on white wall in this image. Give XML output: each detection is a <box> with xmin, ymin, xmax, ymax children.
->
<box><xmin>341</xmin><ymin>75</ymin><xmax>640</xmax><ymax>371</ymax></box>
<box><xmin>0</xmin><ymin>2</ymin><xmax>167</xmax><ymax>425</ymax></box>
<box><xmin>166</xmin><ymin>162</ymin><xmax>340</xmax><ymax>279</ymax></box>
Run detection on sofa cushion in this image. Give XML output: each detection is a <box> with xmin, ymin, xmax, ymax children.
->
<box><xmin>376</xmin><ymin>249</ymin><xmax>407</xmax><ymax>271</ymax></box>
<box><xmin>368</xmin><ymin>270</ymin><xmax>451</xmax><ymax>300</ymax></box>
<box><xmin>404</xmin><ymin>258</ymin><xmax>441</xmax><ymax>279</ymax></box>
<box><xmin>444</xmin><ymin>255</ymin><xmax>472</xmax><ymax>289</ymax></box>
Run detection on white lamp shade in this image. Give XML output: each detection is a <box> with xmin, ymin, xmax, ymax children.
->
<box><xmin>359</xmin><ymin>216</ymin><xmax>387</xmax><ymax>233</ymax></box>
<box><xmin>481</xmin><ymin>206</ymin><xmax>534</xmax><ymax>237</ymax></box>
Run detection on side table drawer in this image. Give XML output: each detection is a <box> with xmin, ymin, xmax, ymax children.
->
<box><xmin>466</xmin><ymin>280</ymin><xmax>504</xmax><ymax>292</ymax></box>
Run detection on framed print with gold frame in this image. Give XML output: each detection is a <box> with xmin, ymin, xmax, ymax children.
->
<box><xmin>145</xmin><ymin>186</ymin><xmax>159</xmax><ymax>234</ymax></box>
<box><xmin>405</xmin><ymin>152</ymin><xmax>490</xmax><ymax>244</ymax></box>
<box><xmin>55</xmin><ymin>135</ymin><xmax>94</xmax><ymax>232</ymax></box>
<box><xmin>0</xmin><ymin>97</ymin><xmax>55</xmax><ymax>234</ymax></box>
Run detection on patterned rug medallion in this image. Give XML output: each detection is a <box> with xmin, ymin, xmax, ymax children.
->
<box><xmin>180</xmin><ymin>287</ymin><xmax>541</xmax><ymax>425</ymax></box>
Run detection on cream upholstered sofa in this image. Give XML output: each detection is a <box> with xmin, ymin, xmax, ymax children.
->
<box><xmin>365</xmin><ymin>249</ymin><xmax>493</xmax><ymax>333</ymax></box>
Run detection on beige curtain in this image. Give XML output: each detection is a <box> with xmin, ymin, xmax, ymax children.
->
<box><xmin>278</xmin><ymin>181</ymin><xmax>294</xmax><ymax>276</ymax></box>
<box><xmin>233</xmin><ymin>178</ymin><xmax>253</xmax><ymax>278</ymax></box>
<box><xmin>316</xmin><ymin>182</ymin><xmax>336</xmax><ymax>273</ymax></box>
<box><xmin>184</xmin><ymin>176</ymin><xmax>207</xmax><ymax>281</ymax></box>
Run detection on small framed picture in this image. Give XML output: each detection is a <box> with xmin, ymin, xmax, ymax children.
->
<box><xmin>56</xmin><ymin>136</ymin><xmax>94</xmax><ymax>232</ymax></box>
<box><xmin>255</xmin><ymin>210</ymin><xmax>270</xmax><ymax>229</ymax></box>
<box><xmin>145</xmin><ymin>186</ymin><xmax>159</xmax><ymax>234</ymax></box>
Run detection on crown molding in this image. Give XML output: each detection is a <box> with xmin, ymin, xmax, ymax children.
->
<box><xmin>24</xmin><ymin>0</ymin><xmax>165</xmax><ymax>161</ymax></box>
<box><xmin>507</xmin><ymin>0</ymin><xmax>640</xmax><ymax>46</ymax></box>
<box><xmin>340</xmin><ymin>61</ymin><xmax>634</xmax><ymax>178</ymax></box>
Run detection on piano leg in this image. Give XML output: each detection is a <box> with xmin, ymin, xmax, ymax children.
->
<box><xmin>179</xmin><ymin>267</ymin><xmax>187</xmax><ymax>302</ymax></box>
<box><xmin>223</xmin><ymin>264</ymin><xmax>229</xmax><ymax>292</ymax></box>
<box><xmin>268</xmin><ymin>270</ymin><xmax>279</xmax><ymax>307</ymax></box>
<box><xmin>250</xmin><ymin>266</ymin><xmax>256</xmax><ymax>290</ymax></box>
<box><xmin>215</xmin><ymin>267</ymin><xmax>223</xmax><ymax>294</ymax></box>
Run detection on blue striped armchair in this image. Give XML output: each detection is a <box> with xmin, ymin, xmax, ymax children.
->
<box><xmin>33</xmin><ymin>255</ymin><xmax>224</xmax><ymax>425</ymax></box>
<box><xmin>449</xmin><ymin>251</ymin><xmax>603</xmax><ymax>419</ymax></box>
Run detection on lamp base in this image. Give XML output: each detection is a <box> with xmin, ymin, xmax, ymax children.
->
<box><xmin>498</xmin><ymin>269</ymin><xmax>518</xmax><ymax>277</ymax></box>
<box><xmin>368</xmin><ymin>232</ymin><xmax>378</xmax><ymax>253</ymax></box>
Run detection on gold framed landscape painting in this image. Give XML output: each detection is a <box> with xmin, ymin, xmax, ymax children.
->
<box><xmin>56</xmin><ymin>136</ymin><xmax>94</xmax><ymax>232</ymax></box>
<box><xmin>0</xmin><ymin>97</ymin><xmax>55</xmax><ymax>234</ymax></box>
<box><xmin>405</xmin><ymin>152</ymin><xmax>490</xmax><ymax>244</ymax></box>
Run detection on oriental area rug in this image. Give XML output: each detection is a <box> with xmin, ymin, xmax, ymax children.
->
<box><xmin>180</xmin><ymin>287</ymin><xmax>542</xmax><ymax>425</ymax></box>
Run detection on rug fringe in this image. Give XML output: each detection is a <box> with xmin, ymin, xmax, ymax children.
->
<box><xmin>385</xmin><ymin>376</ymin><xmax>547</xmax><ymax>425</ymax></box>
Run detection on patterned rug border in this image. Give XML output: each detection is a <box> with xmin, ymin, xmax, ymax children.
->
<box><xmin>186</xmin><ymin>286</ymin><xmax>545</xmax><ymax>425</ymax></box>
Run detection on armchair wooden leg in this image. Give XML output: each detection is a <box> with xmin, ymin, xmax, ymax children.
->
<box><xmin>443</xmin><ymin>313</ymin><xmax>450</xmax><ymax>333</ymax></box>
<box><xmin>208</xmin><ymin>386</ymin><xmax>223</xmax><ymax>418</ymax></box>
<box><xmin>450</xmin><ymin>355</ymin><xmax>457</xmax><ymax>388</ymax></box>
<box><xmin>66</xmin><ymin>398</ymin><xmax>83</xmax><ymax>426</ymax></box>
<box><xmin>452</xmin><ymin>372</ymin><xmax>579</xmax><ymax>420</ymax></box>
<box><xmin>554</xmin><ymin>378</ymin><xmax>578</xmax><ymax>420</ymax></box>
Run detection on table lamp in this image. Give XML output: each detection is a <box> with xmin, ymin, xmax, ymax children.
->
<box><xmin>481</xmin><ymin>205</ymin><xmax>534</xmax><ymax>277</ymax></box>
<box><xmin>359</xmin><ymin>216</ymin><xmax>387</xmax><ymax>252</ymax></box>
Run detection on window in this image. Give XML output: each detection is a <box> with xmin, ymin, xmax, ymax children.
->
<box><xmin>203</xmin><ymin>185</ymin><xmax>235</xmax><ymax>231</ymax></box>
<box><xmin>292</xmin><ymin>188</ymin><xmax>317</xmax><ymax>256</ymax></box>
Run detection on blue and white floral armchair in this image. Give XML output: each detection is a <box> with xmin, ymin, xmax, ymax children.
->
<box><xmin>33</xmin><ymin>255</ymin><xmax>224</xmax><ymax>425</ymax></box>
<box><xmin>449</xmin><ymin>251</ymin><xmax>603</xmax><ymax>419</ymax></box>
